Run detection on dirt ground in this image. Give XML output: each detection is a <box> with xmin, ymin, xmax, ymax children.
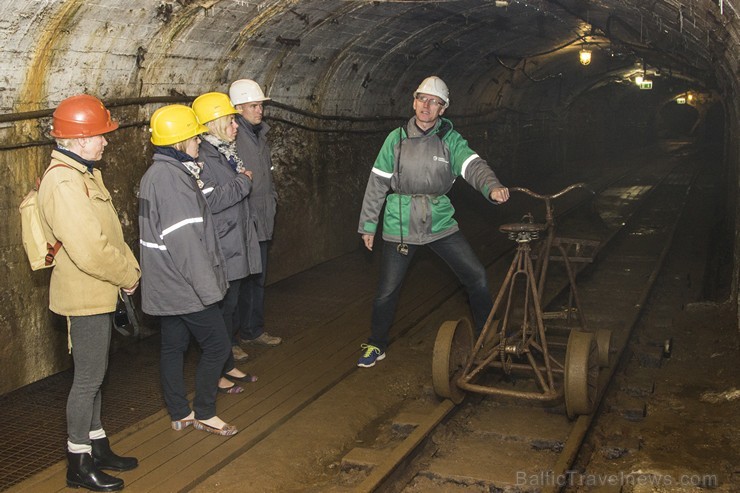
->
<box><xmin>573</xmin><ymin>301</ymin><xmax>740</xmax><ymax>493</ymax></box>
<box><xmin>192</xmin><ymin>295</ymin><xmax>739</xmax><ymax>493</ymax></box>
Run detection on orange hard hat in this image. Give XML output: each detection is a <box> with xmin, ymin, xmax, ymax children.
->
<box><xmin>50</xmin><ymin>94</ymin><xmax>119</xmax><ymax>138</ymax></box>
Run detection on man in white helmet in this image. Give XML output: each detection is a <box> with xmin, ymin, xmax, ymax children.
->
<box><xmin>228</xmin><ymin>79</ymin><xmax>282</xmax><ymax>348</ymax></box>
<box><xmin>357</xmin><ymin>75</ymin><xmax>510</xmax><ymax>368</ymax></box>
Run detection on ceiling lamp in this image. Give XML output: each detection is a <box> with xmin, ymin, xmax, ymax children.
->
<box><xmin>579</xmin><ymin>48</ymin><xmax>592</xmax><ymax>66</ymax></box>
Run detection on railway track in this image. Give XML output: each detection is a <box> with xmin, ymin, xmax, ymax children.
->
<box><xmin>342</xmin><ymin>160</ymin><xmax>699</xmax><ymax>493</ymax></box>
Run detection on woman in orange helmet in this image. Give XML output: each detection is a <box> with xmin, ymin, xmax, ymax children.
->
<box><xmin>37</xmin><ymin>94</ymin><xmax>141</xmax><ymax>491</ymax></box>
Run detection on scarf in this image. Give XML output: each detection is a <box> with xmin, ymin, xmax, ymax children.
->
<box><xmin>201</xmin><ymin>133</ymin><xmax>245</xmax><ymax>173</ymax></box>
<box><xmin>153</xmin><ymin>145</ymin><xmax>204</xmax><ymax>189</ymax></box>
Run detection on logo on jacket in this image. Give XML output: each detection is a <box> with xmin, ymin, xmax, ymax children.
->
<box><xmin>432</xmin><ymin>155</ymin><xmax>449</xmax><ymax>164</ymax></box>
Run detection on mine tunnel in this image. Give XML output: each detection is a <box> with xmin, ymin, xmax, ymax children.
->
<box><xmin>1</xmin><ymin>1</ymin><xmax>739</xmax><ymax>491</ymax></box>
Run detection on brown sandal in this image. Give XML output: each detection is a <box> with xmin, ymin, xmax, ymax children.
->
<box><xmin>193</xmin><ymin>420</ymin><xmax>238</xmax><ymax>436</ymax></box>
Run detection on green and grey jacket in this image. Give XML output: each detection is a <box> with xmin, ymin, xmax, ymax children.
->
<box><xmin>358</xmin><ymin>117</ymin><xmax>503</xmax><ymax>245</ymax></box>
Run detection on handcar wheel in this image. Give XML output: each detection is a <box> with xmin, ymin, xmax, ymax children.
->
<box><xmin>432</xmin><ymin>318</ymin><xmax>473</xmax><ymax>405</ymax></box>
<box><xmin>564</xmin><ymin>330</ymin><xmax>599</xmax><ymax>419</ymax></box>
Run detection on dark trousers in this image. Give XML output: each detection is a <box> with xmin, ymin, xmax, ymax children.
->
<box><xmin>239</xmin><ymin>240</ymin><xmax>269</xmax><ymax>340</ymax></box>
<box><xmin>369</xmin><ymin>231</ymin><xmax>493</xmax><ymax>351</ymax></box>
<box><xmin>220</xmin><ymin>278</ymin><xmax>244</xmax><ymax>371</ymax></box>
<box><xmin>160</xmin><ymin>305</ymin><xmax>231</xmax><ymax>421</ymax></box>
<box><xmin>67</xmin><ymin>313</ymin><xmax>113</xmax><ymax>445</ymax></box>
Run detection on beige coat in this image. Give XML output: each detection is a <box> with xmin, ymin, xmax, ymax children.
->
<box><xmin>38</xmin><ymin>150</ymin><xmax>140</xmax><ymax>316</ymax></box>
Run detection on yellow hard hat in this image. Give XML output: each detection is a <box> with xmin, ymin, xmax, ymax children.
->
<box><xmin>192</xmin><ymin>92</ymin><xmax>238</xmax><ymax>125</ymax></box>
<box><xmin>149</xmin><ymin>105</ymin><xmax>208</xmax><ymax>146</ymax></box>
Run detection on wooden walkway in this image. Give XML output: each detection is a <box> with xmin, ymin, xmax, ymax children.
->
<box><xmin>11</xmin><ymin>224</ymin><xmax>509</xmax><ymax>493</ymax></box>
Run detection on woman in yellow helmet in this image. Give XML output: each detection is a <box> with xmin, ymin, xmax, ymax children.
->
<box><xmin>192</xmin><ymin>92</ymin><xmax>262</xmax><ymax>392</ymax></box>
<box><xmin>138</xmin><ymin>104</ymin><xmax>242</xmax><ymax>436</ymax></box>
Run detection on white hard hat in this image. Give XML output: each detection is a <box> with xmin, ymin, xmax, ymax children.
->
<box><xmin>414</xmin><ymin>76</ymin><xmax>449</xmax><ymax>107</ymax></box>
<box><xmin>229</xmin><ymin>79</ymin><xmax>271</xmax><ymax>105</ymax></box>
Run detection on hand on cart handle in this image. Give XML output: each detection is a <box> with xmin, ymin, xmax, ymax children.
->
<box><xmin>508</xmin><ymin>183</ymin><xmax>593</xmax><ymax>223</ymax></box>
<box><xmin>489</xmin><ymin>186</ymin><xmax>510</xmax><ymax>204</ymax></box>
<box><xmin>509</xmin><ymin>182</ymin><xmax>592</xmax><ymax>201</ymax></box>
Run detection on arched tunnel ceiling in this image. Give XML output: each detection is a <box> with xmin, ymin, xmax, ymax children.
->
<box><xmin>2</xmin><ymin>0</ymin><xmax>738</xmax><ymax>129</ymax></box>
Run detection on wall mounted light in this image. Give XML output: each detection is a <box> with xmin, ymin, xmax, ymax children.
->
<box><xmin>579</xmin><ymin>48</ymin><xmax>592</xmax><ymax>66</ymax></box>
<box><xmin>634</xmin><ymin>74</ymin><xmax>644</xmax><ymax>85</ymax></box>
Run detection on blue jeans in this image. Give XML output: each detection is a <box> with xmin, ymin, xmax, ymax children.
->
<box><xmin>239</xmin><ymin>240</ymin><xmax>269</xmax><ymax>340</ymax></box>
<box><xmin>160</xmin><ymin>305</ymin><xmax>231</xmax><ymax>421</ymax></box>
<box><xmin>369</xmin><ymin>231</ymin><xmax>492</xmax><ymax>351</ymax></box>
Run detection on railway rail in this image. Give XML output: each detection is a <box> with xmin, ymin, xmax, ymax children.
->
<box><xmin>345</xmin><ymin>161</ymin><xmax>698</xmax><ymax>493</ymax></box>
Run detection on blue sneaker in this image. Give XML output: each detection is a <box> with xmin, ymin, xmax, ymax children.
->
<box><xmin>357</xmin><ymin>344</ymin><xmax>386</xmax><ymax>368</ymax></box>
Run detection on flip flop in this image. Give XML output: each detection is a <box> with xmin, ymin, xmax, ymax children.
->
<box><xmin>217</xmin><ymin>384</ymin><xmax>244</xmax><ymax>394</ymax></box>
<box><xmin>193</xmin><ymin>420</ymin><xmax>238</xmax><ymax>436</ymax></box>
<box><xmin>224</xmin><ymin>373</ymin><xmax>258</xmax><ymax>383</ymax></box>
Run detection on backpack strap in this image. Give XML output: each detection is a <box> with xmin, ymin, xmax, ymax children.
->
<box><xmin>39</xmin><ymin>162</ymin><xmax>89</xmax><ymax>266</ymax></box>
<box><xmin>45</xmin><ymin>241</ymin><xmax>62</xmax><ymax>267</ymax></box>
<box><xmin>42</xmin><ymin>163</ymin><xmax>89</xmax><ymax>196</ymax></box>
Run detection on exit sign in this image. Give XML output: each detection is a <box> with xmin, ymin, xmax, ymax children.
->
<box><xmin>639</xmin><ymin>80</ymin><xmax>653</xmax><ymax>90</ymax></box>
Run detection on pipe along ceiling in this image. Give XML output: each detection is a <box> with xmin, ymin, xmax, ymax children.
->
<box><xmin>1</xmin><ymin>0</ymin><xmax>736</xmax><ymax>140</ymax></box>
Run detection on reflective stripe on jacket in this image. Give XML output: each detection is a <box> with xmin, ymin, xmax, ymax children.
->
<box><xmin>138</xmin><ymin>153</ymin><xmax>228</xmax><ymax>316</ymax></box>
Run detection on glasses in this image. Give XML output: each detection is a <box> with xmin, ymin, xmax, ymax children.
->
<box><xmin>415</xmin><ymin>94</ymin><xmax>445</xmax><ymax>107</ymax></box>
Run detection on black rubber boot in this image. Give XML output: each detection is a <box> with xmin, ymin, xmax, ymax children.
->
<box><xmin>66</xmin><ymin>451</ymin><xmax>124</xmax><ymax>491</ymax></box>
<box><xmin>91</xmin><ymin>437</ymin><xmax>138</xmax><ymax>472</ymax></box>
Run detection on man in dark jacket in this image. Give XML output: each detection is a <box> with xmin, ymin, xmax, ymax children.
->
<box><xmin>229</xmin><ymin>79</ymin><xmax>282</xmax><ymax>347</ymax></box>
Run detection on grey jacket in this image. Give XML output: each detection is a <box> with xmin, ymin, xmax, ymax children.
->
<box><xmin>359</xmin><ymin>117</ymin><xmax>503</xmax><ymax>245</ymax></box>
<box><xmin>234</xmin><ymin>114</ymin><xmax>278</xmax><ymax>241</ymax></box>
<box><xmin>199</xmin><ymin>139</ymin><xmax>262</xmax><ymax>281</ymax></box>
<box><xmin>138</xmin><ymin>153</ymin><xmax>228</xmax><ymax>316</ymax></box>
